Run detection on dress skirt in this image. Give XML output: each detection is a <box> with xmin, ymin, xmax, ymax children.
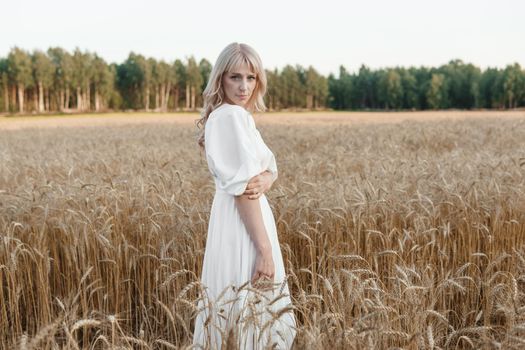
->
<box><xmin>192</xmin><ymin>188</ymin><xmax>296</xmax><ymax>349</ymax></box>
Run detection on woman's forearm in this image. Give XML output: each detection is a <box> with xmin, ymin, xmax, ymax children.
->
<box><xmin>234</xmin><ymin>195</ymin><xmax>271</xmax><ymax>254</ymax></box>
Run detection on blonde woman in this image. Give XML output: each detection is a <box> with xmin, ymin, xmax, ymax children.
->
<box><xmin>193</xmin><ymin>42</ymin><xmax>296</xmax><ymax>349</ymax></box>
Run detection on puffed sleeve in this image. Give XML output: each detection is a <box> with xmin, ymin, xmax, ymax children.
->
<box><xmin>205</xmin><ymin>106</ymin><xmax>262</xmax><ymax>196</ymax></box>
<box><xmin>253</xmin><ymin>126</ymin><xmax>278</xmax><ymax>183</ymax></box>
<box><xmin>267</xmin><ymin>154</ymin><xmax>278</xmax><ymax>182</ymax></box>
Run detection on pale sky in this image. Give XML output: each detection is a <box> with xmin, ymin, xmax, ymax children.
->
<box><xmin>1</xmin><ymin>0</ymin><xmax>524</xmax><ymax>76</ymax></box>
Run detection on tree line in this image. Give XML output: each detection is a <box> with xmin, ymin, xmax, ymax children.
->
<box><xmin>0</xmin><ymin>46</ymin><xmax>523</xmax><ymax>114</ymax></box>
<box><xmin>330</xmin><ymin>61</ymin><xmax>525</xmax><ymax>110</ymax></box>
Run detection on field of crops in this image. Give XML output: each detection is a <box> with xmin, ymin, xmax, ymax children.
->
<box><xmin>1</xmin><ymin>111</ymin><xmax>525</xmax><ymax>349</ymax></box>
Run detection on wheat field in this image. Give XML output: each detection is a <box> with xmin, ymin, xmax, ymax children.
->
<box><xmin>1</xmin><ymin>111</ymin><xmax>525</xmax><ymax>349</ymax></box>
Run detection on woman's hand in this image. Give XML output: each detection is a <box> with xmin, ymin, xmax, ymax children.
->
<box><xmin>243</xmin><ymin>170</ymin><xmax>274</xmax><ymax>199</ymax></box>
<box><xmin>251</xmin><ymin>247</ymin><xmax>275</xmax><ymax>290</ymax></box>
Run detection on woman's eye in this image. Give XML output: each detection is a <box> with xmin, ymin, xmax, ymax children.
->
<box><xmin>230</xmin><ymin>76</ymin><xmax>255</xmax><ymax>80</ymax></box>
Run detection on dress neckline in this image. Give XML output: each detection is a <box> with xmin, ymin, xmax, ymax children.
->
<box><xmin>216</xmin><ymin>102</ymin><xmax>249</xmax><ymax>114</ymax></box>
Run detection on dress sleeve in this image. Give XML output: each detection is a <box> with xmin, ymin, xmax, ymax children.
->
<box><xmin>267</xmin><ymin>154</ymin><xmax>278</xmax><ymax>182</ymax></box>
<box><xmin>254</xmin><ymin>128</ymin><xmax>278</xmax><ymax>183</ymax></box>
<box><xmin>205</xmin><ymin>107</ymin><xmax>262</xmax><ymax>196</ymax></box>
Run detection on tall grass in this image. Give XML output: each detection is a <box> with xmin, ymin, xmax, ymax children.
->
<box><xmin>1</xmin><ymin>115</ymin><xmax>525</xmax><ymax>349</ymax></box>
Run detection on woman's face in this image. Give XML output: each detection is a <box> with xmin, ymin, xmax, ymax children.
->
<box><xmin>221</xmin><ymin>64</ymin><xmax>257</xmax><ymax>107</ymax></box>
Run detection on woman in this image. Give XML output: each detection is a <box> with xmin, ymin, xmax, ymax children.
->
<box><xmin>193</xmin><ymin>42</ymin><xmax>296</xmax><ymax>349</ymax></box>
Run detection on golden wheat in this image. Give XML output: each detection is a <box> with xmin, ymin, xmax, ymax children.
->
<box><xmin>0</xmin><ymin>112</ymin><xmax>525</xmax><ymax>349</ymax></box>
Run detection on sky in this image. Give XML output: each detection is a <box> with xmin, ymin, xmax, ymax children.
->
<box><xmin>1</xmin><ymin>0</ymin><xmax>524</xmax><ymax>77</ymax></box>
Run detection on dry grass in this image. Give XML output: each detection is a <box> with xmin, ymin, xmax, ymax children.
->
<box><xmin>1</xmin><ymin>110</ymin><xmax>525</xmax><ymax>130</ymax></box>
<box><xmin>1</xmin><ymin>111</ymin><xmax>525</xmax><ymax>349</ymax></box>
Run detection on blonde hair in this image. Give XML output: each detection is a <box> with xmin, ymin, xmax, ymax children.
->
<box><xmin>196</xmin><ymin>42</ymin><xmax>268</xmax><ymax>150</ymax></box>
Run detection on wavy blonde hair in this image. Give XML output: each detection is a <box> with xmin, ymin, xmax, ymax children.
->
<box><xmin>196</xmin><ymin>42</ymin><xmax>267</xmax><ymax>150</ymax></box>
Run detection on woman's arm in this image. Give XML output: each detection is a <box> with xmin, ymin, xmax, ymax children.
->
<box><xmin>234</xmin><ymin>195</ymin><xmax>270</xmax><ymax>251</ymax></box>
<box><xmin>234</xmin><ymin>195</ymin><xmax>275</xmax><ymax>284</ymax></box>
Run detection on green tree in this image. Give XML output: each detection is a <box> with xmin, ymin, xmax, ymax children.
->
<box><xmin>280</xmin><ymin>65</ymin><xmax>303</xmax><ymax>109</ymax></box>
<box><xmin>502</xmin><ymin>63</ymin><xmax>525</xmax><ymax>108</ymax></box>
<box><xmin>150</xmin><ymin>58</ymin><xmax>160</xmax><ymax>110</ymax></box>
<box><xmin>328</xmin><ymin>65</ymin><xmax>353</xmax><ymax>110</ymax></box>
<box><xmin>71</xmin><ymin>48</ymin><xmax>92</xmax><ymax>111</ymax></box>
<box><xmin>7</xmin><ymin>47</ymin><xmax>33</xmax><ymax>113</ymax></box>
<box><xmin>154</xmin><ymin>60</ymin><xmax>174</xmax><ymax>111</ymax></box>
<box><xmin>142</xmin><ymin>57</ymin><xmax>153</xmax><ymax>111</ymax></box>
<box><xmin>107</xmin><ymin>64</ymin><xmax>122</xmax><ymax>109</ymax></box>
<box><xmin>410</xmin><ymin>66</ymin><xmax>431</xmax><ymax>109</ymax></box>
<box><xmin>199</xmin><ymin>58</ymin><xmax>212</xmax><ymax>107</ymax></box>
<box><xmin>116</xmin><ymin>52</ymin><xmax>146</xmax><ymax>109</ymax></box>
<box><xmin>48</xmin><ymin>47</ymin><xmax>73</xmax><ymax>111</ymax></box>
<box><xmin>32</xmin><ymin>50</ymin><xmax>54</xmax><ymax>112</ymax></box>
<box><xmin>399</xmin><ymin>68</ymin><xmax>418</xmax><ymax>109</ymax></box>
<box><xmin>439</xmin><ymin>59</ymin><xmax>481</xmax><ymax>109</ymax></box>
<box><xmin>173</xmin><ymin>59</ymin><xmax>186</xmax><ymax>110</ymax></box>
<box><xmin>91</xmin><ymin>54</ymin><xmax>115</xmax><ymax>111</ymax></box>
<box><xmin>354</xmin><ymin>64</ymin><xmax>377</xmax><ymax>109</ymax></box>
<box><xmin>304</xmin><ymin>66</ymin><xmax>316</xmax><ymax>109</ymax></box>
<box><xmin>427</xmin><ymin>73</ymin><xmax>447</xmax><ymax>109</ymax></box>
<box><xmin>379</xmin><ymin>68</ymin><xmax>403</xmax><ymax>109</ymax></box>
<box><xmin>266</xmin><ymin>67</ymin><xmax>286</xmax><ymax>110</ymax></box>
<box><xmin>186</xmin><ymin>56</ymin><xmax>202</xmax><ymax>110</ymax></box>
<box><xmin>0</xmin><ymin>58</ymin><xmax>9</xmax><ymax>112</ymax></box>
<box><xmin>314</xmin><ymin>74</ymin><xmax>328</xmax><ymax>109</ymax></box>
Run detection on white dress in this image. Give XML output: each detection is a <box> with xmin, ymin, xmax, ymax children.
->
<box><xmin>192</xmin><ymin>103</ymin><xmax>296</xmax><ymax>349</ymax></box>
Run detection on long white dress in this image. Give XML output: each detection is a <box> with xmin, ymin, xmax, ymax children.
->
<box><xmin>192</xmin><ymin>103</ymin><xmax>296</xmax><ymax>349</ymax></box>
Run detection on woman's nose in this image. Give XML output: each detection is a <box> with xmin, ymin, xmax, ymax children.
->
<box><xmin>240</xmin><ymin>81</ymin><xmax>247</xmax><ymax>91</ymax></box>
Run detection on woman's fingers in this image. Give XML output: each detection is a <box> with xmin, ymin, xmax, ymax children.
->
<box><xmin>245</xmin><ymin>175</ymin><xmax>269</xmax><ymax>195</ymax></box>
<box><xmin>244</xmin><ymin>184</ymin><xmax>262</xmax><ymax>196</ymax></box>
<box><xmin>252</xmin><ymin>275</ymin><xmax>274</xmax><ymax>291</ymax></box>
<box><xmin>247</xmin><ymin>187</ymin><xmax>264</xmax><ymax>199</ymax></box>
<box><xmin>251</xmin><ymin>271</ymin><xmax>274</xmax><ymax>284</ymax></box>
